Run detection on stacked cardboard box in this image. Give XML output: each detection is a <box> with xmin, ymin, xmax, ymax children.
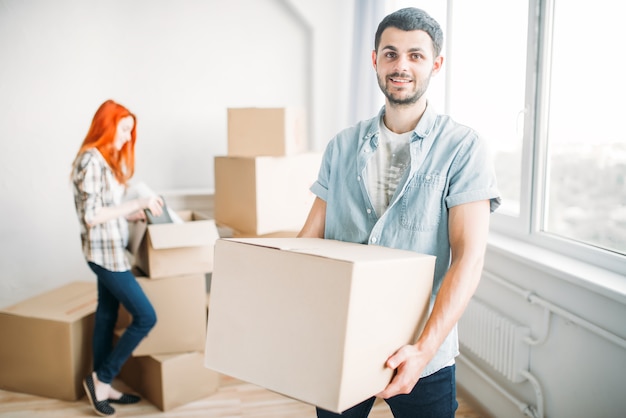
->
<box><xmin>119</xmin><ymin>351</ymin><xmax>218</xmax><ymax>411</ymax></box>
<box><xmin>0</xmin><ymin>282</ymin><xmax>98</xmax><ymax>401</ymax></box>
<box><xmin>226</xmin><ymin>107</ymin><xmax>307</xmax><ymax>157</ymax></box>
<box><xmin>119</xmin><ymin>212</ymin><xmax>221</xmax><ymax>410</ymax></box>
<box><xmin>127</xmin><ymin>210</ymin><xmax>219</xmax><ymax>279</ymax></box>
<box><xmin>215</xmin><ymin>107</ymin><xmax>322</xmax><ymax>237</ymax></box>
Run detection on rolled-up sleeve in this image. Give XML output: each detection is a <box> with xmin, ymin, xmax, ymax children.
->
<box><xmin>74</xmin><ymin>154</ymin><xmax>103</xmax><ymax>225</ymax></box>
<box><xmin>309</xmin><ymin>139</ymin><xmax>335</xmax><ymax>202</ymax></box>
<box><xmin>445</xmin><ymin>134</ymin><xmax>501</xmax><ymax>213</ymax></box>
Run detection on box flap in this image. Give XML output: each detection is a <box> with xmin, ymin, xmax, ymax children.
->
<box><xmin>148</xmin><ymin>218</ymin><xmax>219</xmax><ymax>250</ymax></box>
<box><xmin>128</xmin><ymin>219</ymin><xmax>148</xmax><ymax>255</ymax></box>
<box><xmin>0</xmin><ymin>282</ymin><xmax>97</xmax><ymax>322</ymax></box>
<box><xmin>221</xmin><ymin>237</ymin><xmax>435</xmax><ymax>264</ymax></box>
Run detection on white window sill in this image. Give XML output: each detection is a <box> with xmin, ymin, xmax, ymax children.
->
<box><xmin>487</xmin><ymin>232</ymin><xmax>626</xmax><ymax>305</ymax></box>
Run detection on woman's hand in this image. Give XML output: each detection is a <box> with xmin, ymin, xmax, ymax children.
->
<box><xmin>138</xmin><ymin>195</ymin><xmax>164</xmax><ymax>217</ymax></box>
<box><xmin>126</xmin><ymin>210</ymin><xmax>146</xmax><ymax>222</ymax></box>
<box><xmin>88</xmin><ymin>195</ymin><xmax>164</xmax><ymax>226</ymax></box>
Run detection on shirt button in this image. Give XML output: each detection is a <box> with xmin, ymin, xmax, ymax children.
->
<box><xmin>426</xmin><ymin>175</ymin><xmax>431</xmax><ymax>181</ymax></box>
<box><xmin>357</xmin><ymin>176</ymin><xmax>361</xmax><ymax>181</ymax></box>
<box><xmin>366</xmin><ymin>208</ymin><xmax>371</xmax><ymax>214</ymax></box>
<box><xmin>371</xmin><ymin>237</ymin><xmax>377</xmax><ymax>243</ymax></box>
<box><xmin>365</xmin><ymin>148</ymin><xmax>370</xmax><ymax>153</ymax></box>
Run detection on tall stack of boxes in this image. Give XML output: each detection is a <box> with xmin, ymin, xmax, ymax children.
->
<box><xmin>214</xmin><ymin>107</ymin><xmax>322</xmax><ymax>237</ymax></box>
<box><xmin>118</xmin><ymin>210</ymin><xmax>221</xmax><ymax>411</ymax></box>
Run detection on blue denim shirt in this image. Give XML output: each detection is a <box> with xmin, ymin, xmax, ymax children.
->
<box><xmin>310</xmin><ymin>105</ymin><xmax>501</xmax><ymax>376</ymax></box>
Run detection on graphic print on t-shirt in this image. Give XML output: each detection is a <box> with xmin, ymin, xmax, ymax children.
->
<box><xmin>366</xmin><ymin>118</ymin><xmax>411</xmax><ymax>216</ymax></box>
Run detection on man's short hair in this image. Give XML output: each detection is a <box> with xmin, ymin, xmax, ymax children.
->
<box><xmin>374</xmin><ymin>7</ymin><xmax>444</xmax><ymax>57</ymax></box>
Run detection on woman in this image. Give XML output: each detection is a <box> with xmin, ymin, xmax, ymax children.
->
<box><xmin>71</xmin><ymin>99</ymin><xmax>163</xmax><ymax>416</ymax></box>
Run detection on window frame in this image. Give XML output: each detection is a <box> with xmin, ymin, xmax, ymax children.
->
<box><xmin>488</xmin><ymin>0</ymin><xmax>538</xmax><ymax>237</ymax></box>
<box><xmin>488</xmin><ymin>0</ymin><xmax>626</xmax><ymax>276</ymax></box>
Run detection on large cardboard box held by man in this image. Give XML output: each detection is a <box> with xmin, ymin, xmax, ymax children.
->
<box><xmin>205</xmin><ymin>238</ymin><xmax>435</xmax><ymax>413</ymax></box>
<box><xmin>0</xmin><ymin>282</ymin><xmax>97</xmax><ymax>401</ymax></box>
<box><xmin>119</xmin><ymin>351</ymin><xmax>219</xmax><ymax>411</ymax></box>
<box><xmin>214</xmin><ymin>153</ymin><xmax>321</xmax><ymax>235</ymax></box>
<box><xmin>227</xmin><ymin>107</ymin><xmax>307</xmax><ymax>157</ymax></box>
<box><xmin>128</xmin><ymin>211</ymin><xmax>219</xmax><ymax>278</ymax></box>
<box><xmin>116</xmin><ymin>273</ymin><xmax>207</xmax><ymax>356</ymax></box>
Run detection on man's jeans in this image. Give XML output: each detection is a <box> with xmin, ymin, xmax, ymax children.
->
<box><xmin>316</xmin><ymin>365</ymin><xmax>458</xmax><ymax>418</ymax></box>
<box><xmin>88</xmin><ymin>262</ymin><xmax>157</xmax><ymax>384</ymax></box>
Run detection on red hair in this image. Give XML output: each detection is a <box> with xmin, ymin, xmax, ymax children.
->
<box><xmin>74</xmin><ymin>99</ymin><xmax>137</xmax><ymax>185</ymax></box>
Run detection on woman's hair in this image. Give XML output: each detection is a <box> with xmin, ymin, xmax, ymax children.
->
<box><xmin>374</xmin><ymin>7</ymin><xmax>444</xmax><ymax>58</ymax></box>
<box><xmin>73</xmin><ymin>99</ymin><xmax>137</xmax><ymax>185</ymax></box>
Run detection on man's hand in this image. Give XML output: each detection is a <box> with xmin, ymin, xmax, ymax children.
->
<box><xmin>377</xmin><ymin>344</ymin><xmax>428</xmax><ymax>399</ymax></box>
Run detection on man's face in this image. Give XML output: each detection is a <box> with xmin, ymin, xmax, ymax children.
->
<box><xmin>373</xmin><ymin>27</ymin><xmax>442</xmax><ymax>107</ymax></box>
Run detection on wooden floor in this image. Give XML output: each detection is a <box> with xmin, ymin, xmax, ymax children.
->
<box><xmin>0</xmin><ymin>375</ymin><xmax>486</xmax><ymax>418</ymax></box>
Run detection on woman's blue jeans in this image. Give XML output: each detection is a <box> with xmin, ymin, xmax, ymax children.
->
<box><xmin>316</xmin><ymin>365</ymin><xmax>458</xmax><ymax>418</ymax></box>
<box><xmin>88</xmin><ymin>262</ymin><xmax>157</xmax><ymax>384</ymax></box>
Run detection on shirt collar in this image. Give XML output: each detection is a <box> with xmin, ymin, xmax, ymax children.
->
<box><xmin>364</xmin><ymin>103</ymin><xmax>437</xmax><ymax>148</ymax></box>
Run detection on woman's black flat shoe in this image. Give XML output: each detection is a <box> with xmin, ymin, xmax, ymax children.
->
<box><xmin>109</xmin><ymin>393</ymin><xmax>141</xmax><ymax>404</ymax></box>
<box><xmin>83</xmin><ymin>375</ymin><xmax>116</xmax><ymax>416</ymax></box>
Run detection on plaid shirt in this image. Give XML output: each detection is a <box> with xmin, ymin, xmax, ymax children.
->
<box><xmin>72</xmin><ymin>149</ymin><xmax>130</xmax><ymax>271</ymax></box>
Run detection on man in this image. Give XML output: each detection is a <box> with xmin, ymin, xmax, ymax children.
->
<box><xmin>298</xmin><ymin>7</ymin><xmax>501</xmax><ymax>418</ymax></box>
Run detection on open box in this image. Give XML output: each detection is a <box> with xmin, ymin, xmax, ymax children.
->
<box><xmin>128</xmin><ymin>211</ymin><xmax>219</xmax><ymax>278</ymax></box>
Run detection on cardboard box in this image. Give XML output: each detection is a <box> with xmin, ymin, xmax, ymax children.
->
<box><xmin>214</xmin><ymin>153</ymin><xmax>321</xmax><ymax>235</ymax></box>
<box><xmin>0</xmin><ymin>282</ymin><xmax>97</xmax><ymax>401</ymax></box>
<box><xmin>205</xmin><ymin>238</ymin><xmax>435</xmax><ymax>413</ymax></box>
<box><xmin>232</xmin><ymin>230</ymin><xmax>299</xmax><ymax>238</ymax></box>
<box><xmin>217</xmin><ymin>222</ymin><xmax>299</xmax><ymax>239</ymax></box>
<box><xmin>128</xmin><ymin>211</ymin><xmax>220</xmax><ymax>279</ymax></box>
<box><xmin>116</xmin><ymin>273</ymin><xmax>207</xmax><ymax>356</ymax></box>
<box><xmin>119</xmin><ymin>351</ymin><xmax>219</xmax><ymax>411</ymax></box>
<box><xmin>227</xmin><ymin>107</ymin><xmax>307</xmax><ymax>157</ymax></box>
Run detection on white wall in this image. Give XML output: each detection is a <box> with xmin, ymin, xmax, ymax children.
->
<box><xmin>457</xmin><ymin>236</ymin><xmax>626</xmax><ymax>418</ymax></box>
<box><xmin>0</xmin><ymin>0</ymin><xmax>354</xmax><ymax>308</ymax></box>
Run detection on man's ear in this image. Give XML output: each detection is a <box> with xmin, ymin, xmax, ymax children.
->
<box><xmin>371</xmin><ymin>50</ymin><xmax>377</xmax><ymax>70</ymax></box>
<box><xmin>432</xmin><ymin>55</ymin><xmax>444</xmax><ymax>75</ymax></box>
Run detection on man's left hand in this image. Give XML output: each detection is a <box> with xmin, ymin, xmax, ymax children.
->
<box><xmin>377</xmin><ymin>344</ymin><xmax>427</xmax><ymax>399</ymax></box>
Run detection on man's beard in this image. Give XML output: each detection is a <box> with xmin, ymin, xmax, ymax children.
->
<box><xmin>377</xmin><ymin>72</ymin><xmax>430</xmax><ymax>107</ymax></box>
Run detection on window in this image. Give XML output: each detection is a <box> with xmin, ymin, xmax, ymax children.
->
<box><xmin>386</xmin><ymin>0</ymin><xmax>625</xmax><ymax>275</ymax></box>
<box><xmin>540</xmin><ymin>0</ymin><xmax>626</xmax><ymax>257</ymax></box>
<box><xmin>446</xmin><ymin>0</ymin><xmax>529</xmax><ymax>218</ymax></box>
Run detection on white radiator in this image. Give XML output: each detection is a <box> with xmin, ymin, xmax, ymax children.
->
<box><xmin>459</xmin><ymin>298</ymin><xmax>531</xmax><ymax>383</ymax></box>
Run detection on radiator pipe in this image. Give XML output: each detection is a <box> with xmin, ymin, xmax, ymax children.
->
<box><xmin>458</xmin><ymin>354</ymin><xmax>541</xmax><ymax>418</ymax></box>
<box><xmin>483</xmin><ymin>271</ymin><xmax>626</xmax><ymax>349</ymax></box>
<box><xmin>525</xmin><ymin>307</ymin><xmax>551</xmax><ymax>346</ymax></box>
<box><xmin>519</xmin><ymin>370</ymin><xmax>544</xmax><ymax>418</ymax></box>
<box><xmin>527</xmin><ymin>293</ymin><xmax>626</xmax><ymax>349</ymax></box>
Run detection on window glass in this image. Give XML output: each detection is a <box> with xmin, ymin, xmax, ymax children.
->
<box><xmin>543</xmin><ymin>0</ymin><xmax>626</xmax><ymax>255</ymax></box>
<box><xmin>447</xmin><ymin>0</ymin><xmax>529</xmax><ymax>217</ymax></box>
